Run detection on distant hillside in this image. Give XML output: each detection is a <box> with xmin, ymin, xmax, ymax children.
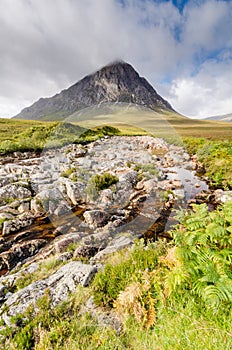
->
<box><xmin>205</xmin><ymin>113</ymin><xmax>232</xmax><ymax>122</ymax></box>
<box><xmin>13</xmin><ymin>61</ymin><xmax>175</xmax><ymax>121</ymax></box>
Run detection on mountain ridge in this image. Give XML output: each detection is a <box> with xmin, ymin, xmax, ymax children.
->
<box><xmin>13</xmin><ymin>61</ymin><xmax>175</xmax><ymax>121</ymax></box>
<box><xmin>205</xmin><ymin>113</ymin><xmax>232</xmax><ymax>122</ymax></box>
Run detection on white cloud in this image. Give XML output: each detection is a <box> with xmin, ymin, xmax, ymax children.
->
<box><xmin>168</xmin><ymin>57</ymin><xmax>232</xmax><ymax>118</ymax></box>
<box><xmin>0</xmin><ymin>0</ymin><xmax>231</xmax><ymax>118</ymax></box>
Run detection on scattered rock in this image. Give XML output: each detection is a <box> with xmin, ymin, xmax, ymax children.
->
<box><xmin>0</xmin><ymin>183</ymin><xmax>31</xmax><ymax>206</ymax></box>
<box><xmin>2</xmin><ymin>216</ymin><xmax>34</xmax><ymax>237</ymax></box>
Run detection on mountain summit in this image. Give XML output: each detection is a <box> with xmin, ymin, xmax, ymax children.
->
<box><xmin>14</xmin><ymin>61</ymin><xmax>175</xmax><ymax>121</ymax></box>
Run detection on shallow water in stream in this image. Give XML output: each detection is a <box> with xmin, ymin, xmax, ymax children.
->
<box><xmin>166</xmin><ymin>166</ymin><xmax>209</xmax><ymax>200</ymax></box>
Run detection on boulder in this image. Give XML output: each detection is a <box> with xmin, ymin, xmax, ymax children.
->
<box><xmin>90</xmin><ymin>234</ymin><xmax>134</xmax><ymax>263</ymax></box>
<box><xmin>0</xmin><ymin>184</ymin><xmax>31</xmax><ymax>205</ymax></box>
<box><xmin>83</xmin><ymin>210</ymin><xmax>110</xmax><ymax>229</ymax></box>
<box><xmin>1</xmin><ymin>261</ymin><xmax>98</xmax><ymax>326</ymax></box>
<box><xmin>0</xmin><ymin>239</ymin><xmax>46</xmax><ymax>272</ymax></box>
<box><xmin>214</xmin><ymin>189</ymin><xmax>232</xmax><ymax>204</ymax></box>
<box><xmin>54</xmin><ymin>232</ymin><xmax>83</xmax><ymax>253</ymax></box>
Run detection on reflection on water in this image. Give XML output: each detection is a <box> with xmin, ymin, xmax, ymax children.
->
<box><xmin>166</xmin><ymin>167</ymin><xmax>209</xmax><ymax>201</ymax></box>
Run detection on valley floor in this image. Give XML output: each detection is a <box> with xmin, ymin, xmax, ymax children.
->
<box><xmin>0</xmin><ymin>130</ymin><xmax>231</xmax><ymax>349</ymax></box>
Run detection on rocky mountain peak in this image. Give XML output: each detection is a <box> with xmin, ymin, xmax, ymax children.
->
<box><xmin>14</xmin><ymin>61</ymin><xmax>175</xmax><ymax>121</ymax></box>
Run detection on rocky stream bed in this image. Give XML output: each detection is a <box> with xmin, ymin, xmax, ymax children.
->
<box><xmin>0</xmin><ymin>135</ymin><xmax>231</xmax><ymax>327</ymax></box>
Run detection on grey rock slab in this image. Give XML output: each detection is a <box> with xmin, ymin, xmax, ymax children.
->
<box><xmin>65</xmin><ymin>180</ymin><xmax>86</xmax><ymax>205</ymax></box>
<box><xmin>0</xmin><ymin>263</ymin><xmax>39</xmax><ymax>302</ymax></box>
<box><xmin>80</xmin><ymin>296</ymin><xmax>121</xmax><ymax>333</ymax></box>
<box><xmin>119</xmin><ymin>171</ymin><xmax>138</xmax><ymax>186</ymax></box>
<box><xmin>90</xmin><ymin>234</ymin><xmax>134</xmax><ymax>263</ymax></box>
<box><xmin>54</xmin><ymin>232</ymin><xmax>84</xmax><ymax>253</ymax></box>
<box><xmin>0</xmin><ymin>261</ymin><xmax>97</xmax><ymax>326</ymax></box>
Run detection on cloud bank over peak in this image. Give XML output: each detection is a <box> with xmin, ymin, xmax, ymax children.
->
<box><xmin>0</xmin><ymin>0</ymin><xmax>232</xmax><ymax>119</ymax></box>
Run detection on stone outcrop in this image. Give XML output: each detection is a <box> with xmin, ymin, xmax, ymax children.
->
<box><xmin>1</xmin><ymin>261</ymin><xmax>97</xmax><ymax>326</ymax></box>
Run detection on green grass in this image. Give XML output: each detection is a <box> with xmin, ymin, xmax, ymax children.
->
<box><xmin>183</xmin><ymin>137</ymin><xmax>232</xmax><ymax>189</ymax></box>
<box><xmin>0</xmin><ymin>118</ymin><xmax>57</xmax><ymax>143</ymax></box>
<box><xmin>13</xmin><ymin>257</ymin><xmax>64</xmax><ymax>292</ymax></box>
<box><xmin>92</xmin><ymin>240</ymin><xmax>165</xmax><ymax>308</ymax></box>
<box><xmin>2</xmin><ymin>220</ymin><xmax>231</xmax><ymax>349</ymax></box>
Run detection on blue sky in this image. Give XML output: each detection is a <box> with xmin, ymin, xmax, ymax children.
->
<box><xmin>0</xmin><ymin>0</ymin><xmax>232</xmax><ymax>118</ymax></box>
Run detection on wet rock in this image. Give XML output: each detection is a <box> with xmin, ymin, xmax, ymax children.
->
<box><xmin>83</xmin><ymin>210</ymin><xmax>110</xmax><ymax>229</ymax></box>
<box><xmin>1</xmin><ymin>261</ymin><xmax>98</xmax><ymax>326</ymax></box>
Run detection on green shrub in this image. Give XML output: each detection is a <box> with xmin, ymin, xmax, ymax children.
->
<box><xmin>60</xmin><ymin>167</ymin><xmax>77</xmax><ymax>178</ymax></box>
<box><xmin>77</xmin><ymin>125</ymin><xmax>120</xmax><ymax>144</ymax></box>
<box><xmin>167</xmin><ymin>202</ymin><xmax>232</xmax><ymax>309</ymax></box>
<box><xmin>86</xmin><ymin>172</ymin><xmax>119</xmax><ymax>200</ymax></box>
<box><xmin>134</xmin><ymin>163</ymin><xmax>159</xmax><ymax>177</ymax></box>
<box><xmin>183</xmin><ymin>138</ymin><xmax>232</xmax><ymax>189</ymax></box>
<box><xmin>92</xmin><ymin>240</ymin><xmax>167</xmax><ymax>307</ymax></box>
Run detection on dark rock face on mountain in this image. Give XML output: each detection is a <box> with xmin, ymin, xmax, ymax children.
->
<box><xmin>14</xmin><ymin>61</ymin><xmax>175</xmax><ymax>121</ymax></box>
